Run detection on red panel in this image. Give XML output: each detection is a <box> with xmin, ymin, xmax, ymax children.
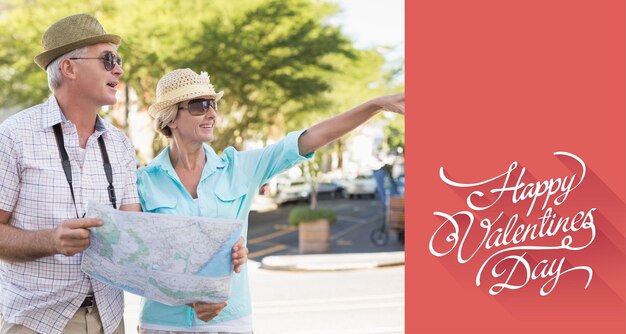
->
<box><xmin>406</xmin><ymin>1</ymin><xmax>625</xmax><ymax>333</ymax></box>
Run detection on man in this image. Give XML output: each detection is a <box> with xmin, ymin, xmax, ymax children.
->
<box><xmin>0</xmin><ymin>13</ymin><xmax>141</xmax><ymax>334</ymax></box>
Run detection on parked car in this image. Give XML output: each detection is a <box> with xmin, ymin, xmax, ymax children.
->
<box><xmin>316</xmin><ymin>181</ymin><xmax>345</xmax><ymax>199</ymax></box>
<box><xmin>343</xmin><ymin>174</ymin><xmax>377</xmax><ymax>199</ymax></box>
<box><xmin>275</xmin><ymin>178</ymin><xmax>311</xmax><ymax>205</ymax></box>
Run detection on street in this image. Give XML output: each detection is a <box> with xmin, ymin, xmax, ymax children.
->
<box><xmin>250</xmin><ymin>265</ymin><xmax>404</xmax><ymax>334</ymax></box>
<box><xmin>248</xmin><ymin>196</ymin><xmax>405</xmax><ymax>260</ymax></box>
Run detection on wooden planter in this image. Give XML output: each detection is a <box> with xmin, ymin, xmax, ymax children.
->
<box><xmin>298</xmin><ymin>219</ymin><xmax>331</xmax><ymax>254</ymax></box>
<box><xmin>387</xmin><ymin>196</ymin><xmax>405</xmax><ymax>231</ymax></box>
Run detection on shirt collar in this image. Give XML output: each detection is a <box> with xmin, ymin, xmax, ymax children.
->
<box><xmin>204</xmin><ymin>143</ymin><xmax>226</xmax><ymax>167</ymax></box>
<box><xmin>41</xmin><ymin>95</ymin><xmax>109</xmax><ymax>133</ymax></box>
<box><xmin>148</xmin><ymin>143</ymin><xmax>227</xmax><ymax>179</ymax></box>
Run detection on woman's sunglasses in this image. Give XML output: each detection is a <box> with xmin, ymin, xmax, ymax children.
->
<box><xmin>69</xmin><ymin>51</ymin><xmax>123</xmax><ymax>71</ymax></box>
<box><xmin>179</xmin><ymin>98</ymin><xmax>217</xmax><ymax>116</ymax></box>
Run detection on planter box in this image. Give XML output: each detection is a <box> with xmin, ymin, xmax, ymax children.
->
<box><xmin>298</xmin><ymin>219</ymin><xmax>331</xmax><ymax>254</ymax></box>
<box><xmin>387</xmin><ymin>196</ymin><xmax>405</xmax><ymax>231</ymax></box>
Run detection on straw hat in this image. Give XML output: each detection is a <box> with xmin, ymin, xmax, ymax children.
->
<box><xmin>34</xmin><ymin>13</ymin><xmax>121</xmax><ymax>70</ymax></box>
<box><xmin>148</xmin><ymin>68</ymin><xmax>224</xmax><ymax>119</ymax></box>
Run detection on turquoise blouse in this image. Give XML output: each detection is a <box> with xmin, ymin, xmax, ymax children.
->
<box><xmin>136</xmin><ymin>129</ymin><xmax>313</xmax><ymax>328</ymax></box>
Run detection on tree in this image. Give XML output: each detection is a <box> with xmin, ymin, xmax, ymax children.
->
<box><xmin>190</xmin><ymin>0</ymin><xmax>356</xmax><ymax>151</ymax></box>
<box><xmin>0</xmin><ymin>0</ymin><xmax>254</xmax><ymax>129</ymax></box>
<box><xmin>385</xmin><ymin>114</ymin><xmax>405</xmax><ymax>154</ymax></box>
<box><xmin>302</xmin><ymin>49</ymin><xmax>404</xmax><ymax>168</ymax></box>
<box><xmin>0</xmin><ymin>0</ymin><xmax>116</xmax><ymax>108</ymax></box>
<box><xmin>0</xmin><ymin>0</ymin><xmax>402</xmax><ymax>161</ymax></box>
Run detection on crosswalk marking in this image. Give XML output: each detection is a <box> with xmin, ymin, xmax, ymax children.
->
<box><xmin>248</xmin><ymin>227</ymin><xmax>297</xmax><ymax>245</ymax></box>
<box><xmin>248</xmin><ymin>244</ymin><xmax>288</xmax><ymax>258</ymax></box>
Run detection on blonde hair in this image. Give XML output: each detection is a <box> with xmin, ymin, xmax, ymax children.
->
<box><xmin>154</xmin><ymin>104</ymin><xmax>178</xmax><ymax>137</ymax></box>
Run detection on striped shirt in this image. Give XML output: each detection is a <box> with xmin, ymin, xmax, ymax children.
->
<box><xmin>0</xmin><ymin>95</ymin><xmax>139</xmax><ymax>334</ymax></box>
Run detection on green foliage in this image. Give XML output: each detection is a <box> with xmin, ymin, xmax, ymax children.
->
<box><xmin>0</xmin><ymin>0</ymin><xmax>114</xmax><ymax>108</ymax></box>
<box><xmin>0</xmin><ymin>0</ymin><xmax>403</xmax><ymax>158</ymax></box>
<box><xmin>299</xmin><ymin>145</ymin><xmax>338</xmax><ymax>209</ymax></box>
<box><xmin>288</xmin><ymin>207</ymin><xmax>336</xmax><ymax>226</ymax></box>
<box><xmin>107</xmin><ymin>0</ymin><xmax>237</xmax><ymax>108</ymax></box>
<box><xmin>385</xmin><ymin>114</ymin><xmax>405</xmax><ymax>153</ymax></box>
<box><xmin>292</xmin><ymin>48</ymin><xmax>405</xmax><ymax>153</ymax></box>
<box><xmin>300</xmin><ymin>155</ymin><xmax>319</xmax><ymax>209</ymax></box>
<box><xmin>192</xmin><ymin>0</ymin><xmax>356</xmax><ymax>151</ymax></box>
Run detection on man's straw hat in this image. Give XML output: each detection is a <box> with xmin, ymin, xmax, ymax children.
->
<box><xmin>148</xmin><ymin>68</ymin><xmax>224</xmax><ymax>118</ymax></box>
<box><xmin>34</xmin><ymin>13</ymin><xmax>121</xmax><ymax>70</ymax></box>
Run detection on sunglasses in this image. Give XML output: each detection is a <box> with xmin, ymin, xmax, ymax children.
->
<box><xmin>69</xmin><ymin>51</ymin><xmax>123</xmax><ymax>71</ymax></box>
<box><xmin>179</xmin><ymin>98</ymin><xmax>217</xmax><ymax>116</ymax></box>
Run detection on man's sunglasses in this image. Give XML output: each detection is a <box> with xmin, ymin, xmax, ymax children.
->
<box><xmin>179</xmin><ymin>98</ymin><xmax>217</xmax><ymax>116</ymax></box>
<box><xmin>69</xmin><ymin>51</ymin><xmax>123</xmax><ymax>71</ymax></box>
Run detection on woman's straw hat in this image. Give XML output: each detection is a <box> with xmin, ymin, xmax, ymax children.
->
<box><xmin>34</xmin><ymin>13</ymin><xmax>121</xmax><ymax>70</ymax></box>
<box><xmin>148</xmin><ymin>68</ymin><xmax>224</xmax><ymax>118</ymax></box>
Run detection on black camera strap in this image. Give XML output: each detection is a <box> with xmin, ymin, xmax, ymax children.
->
<box><xmin>97</xmin><ymin>133</ymin><xmax>117</xmax><ymax>209</ymax></box>
<box><xmin>52</xmin><ymin>123</ymin><xmax>117</xmax><ymax>219</ymax></box>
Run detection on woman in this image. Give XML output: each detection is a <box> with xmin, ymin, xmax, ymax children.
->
<box><xmin>137</xmin><ymin>68</ymin><xmax>404</xmax><ymax>333</ymax></box>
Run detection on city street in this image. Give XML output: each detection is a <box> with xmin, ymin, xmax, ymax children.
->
<box><xmin>250</xmin><ymin>265</ymin><xmax>404</xmax><ymax>334</ymax></box>
<box><xmin>248</xmin><ymin>196</ymin><xmax>405</xmax><ymax>260</ymax></box>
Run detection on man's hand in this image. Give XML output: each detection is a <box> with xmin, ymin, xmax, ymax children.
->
<box><xmin>52</xmin><ymin>218</ymin><xmax>103</xmax><ymax>256</ymax></box>
<box><xmin>187</xmin><ymin>302</ymin><xmax>227</xmax><ymax>322</ymax></box>
<box><xmin>232</xmin><ymin>236</ymin><xmax>248</xmax><ymax>273</ymax></box>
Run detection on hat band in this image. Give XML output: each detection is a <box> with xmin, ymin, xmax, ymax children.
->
<box><xmin>158</xmin><ymin>84</ymin><xmax>215</xmax><ymax>102</ymax></box>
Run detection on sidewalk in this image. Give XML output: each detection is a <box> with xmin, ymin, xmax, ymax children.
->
<box><xmin>260</xmin><ymin>251</ymin><xmax>405</xmax><ymax>271</ymax></box>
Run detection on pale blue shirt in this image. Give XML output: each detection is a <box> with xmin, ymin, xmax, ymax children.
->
<box><xmin>136</xmin><ymin>129</ymin><xmax>313</xmax><ymax>330</ymax></box>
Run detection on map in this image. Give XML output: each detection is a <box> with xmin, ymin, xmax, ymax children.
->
<box><xmin>81</xmin><ymin>202</ymin><xmax>243</xmax><ymax>306</ymax></box>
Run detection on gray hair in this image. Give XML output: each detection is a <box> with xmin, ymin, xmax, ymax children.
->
<box><xmin>45</xmin><ymin>43</ymin><xmax>118</xmax><ymax>92</ymax></box>
<box><xmin>45</xmin><ymin>47</ymin><xmax>88</xmax><ymax>92</ymax></box>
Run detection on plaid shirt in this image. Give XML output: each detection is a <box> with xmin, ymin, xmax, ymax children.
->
<box><xmin>0</xmin><ymin>96</ymin><xmax>139</xmax><ymax>334</ymax></box>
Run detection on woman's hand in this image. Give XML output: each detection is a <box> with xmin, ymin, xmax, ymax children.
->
<box><xmin>373</xmin><ymin>93</ymin><xmax>405</xmax><ymax>115</ymax></box>
<box><xmin>232</xmin><ymin>236</ymin><xmax>248</xmax><ymax>273</ymax></box>
<box><xmin>188</xmin><ymin>302</ymin><xmax>227</xmax><ymax>322</ymax></box>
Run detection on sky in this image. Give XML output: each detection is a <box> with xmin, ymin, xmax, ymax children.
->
<box><xmin>331</xmin><ymin>0</ymin><xmax>405</xmax><ymax>62</ymax></box>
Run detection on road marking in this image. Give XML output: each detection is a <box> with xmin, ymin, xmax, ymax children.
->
<box><xmin>328</xmin><ymin>202</ymin><xmax>357</xmax><ymax>211</ymax></box>
<box><xmin>317</xmin><ymin>201</ymin><xmax>368</xmax><ymax>212</ymax></box>
<box><xmin>336</xmin><ymin>239</ymin><xmax>352</xmax><ymax>246</ymax></box>
<box><xmin>335</xmin><ymin>214</ymin><xmax>381</xmax><ymax>225</ymax></box>
<box><xmin>254</xmin><ymin>301</ymin><xmax>404</xmax><ymax>314</ymax></box>
<box><xmin>271</xmin><ymin>327</ymin><xmax>404</xmax><ymax>334</ymax></box>
<box><xmin>248</xmin><ymin>244</ymin><xmax>288</xmax><ymax>258</ymax></box>
<box><xmin>248</xmin><ymin>227</ymin><xmax>297</xmax><ymax>245</ymax></box>
<box><xmin>331</xmin><ymin>214</ymin><xmax>383</xmax><ymax>241</ymax></box>
<box><xmin>254</xmin><ymin>293</ymin><xmax>404</xmax><ymax>307</ymax></box>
